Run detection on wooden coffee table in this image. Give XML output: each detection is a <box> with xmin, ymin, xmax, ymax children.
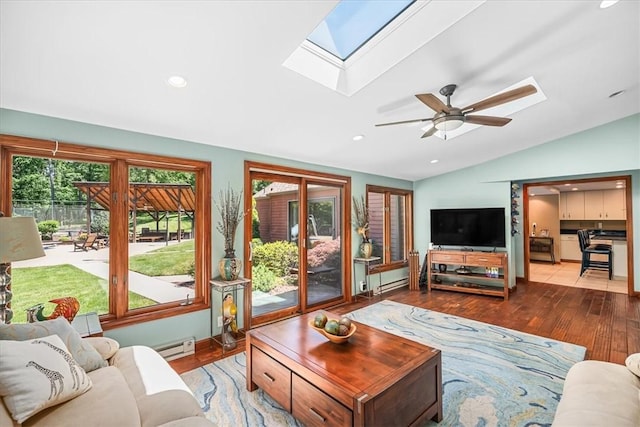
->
<box><xmin>246</xmin><ymin>310</ymin><xmax>442</xmax><ymax>427</ymax></box>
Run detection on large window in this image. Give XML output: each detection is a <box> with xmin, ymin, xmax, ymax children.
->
<box><xmin>0</xmin><ymin>136</ymin><xmax>211</xmax><ymax>329</ymax></box>
<box><xmin>367</xmin><ymin>185</ymin><xmax>413</xmax><ymax>270</ymax></box>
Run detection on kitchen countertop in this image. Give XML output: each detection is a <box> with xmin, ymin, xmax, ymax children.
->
<box><xmin>560</xmin><ymin>229</ymin><xmax>626</xmax><ymax>241</ymax></box>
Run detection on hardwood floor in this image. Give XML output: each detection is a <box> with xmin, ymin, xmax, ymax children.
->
<box><xmin>170</xmin><ymin>282</ymin><xmax>640</xmax><ymax>374</ymax></box>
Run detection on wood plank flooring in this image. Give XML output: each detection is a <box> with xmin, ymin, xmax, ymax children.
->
<box><xmin>170</xmin><ymin>282</ymin><xmax>640</xmax><ymax>374</ymax></box>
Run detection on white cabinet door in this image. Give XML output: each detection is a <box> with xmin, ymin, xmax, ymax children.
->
<box><xmin>560</xmin><ymin>235</ymin><xmax>581</xmax><ymax>261</ymax></box>
<box><xmin>603</xmin><ymin>189</ymin><xmax>626</xmax><ymax>220</ymax></box>
<box><xmin>565</xmin><ymin>192</ymin><xmax>585</xmax><ymax>220</ymax></box>
<box><xmin>613</xmin><ymin>241</ymin><xmax>627</xmax><ymax>278</ymax></box>
<box><xmin>584</xmin><ymin>191</ymin><xmax>604</xmax><ymax>220</ymax></box>
<box><xmin>558</xmin><ymin>194</ymin><xmax>567</xmax><ymax>219</ymax></box>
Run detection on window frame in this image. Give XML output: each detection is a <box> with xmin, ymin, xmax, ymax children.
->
<box><xmin>366</xmin><ymin>184</ymin><xmax>413</xmax><ymax>272</ymax></box>
<box><xmin>0</xmin><ymin>135</ymin><xmax>211</xmax><ymax>330</ymax></box>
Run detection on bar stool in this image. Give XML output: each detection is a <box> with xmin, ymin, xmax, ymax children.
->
<box><xmin>577</xmin><ymin>229</ymin><xmax>612</xmax><ymax>279</ymax></box>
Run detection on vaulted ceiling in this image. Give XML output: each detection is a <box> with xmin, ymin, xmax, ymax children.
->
<box><xmin>1</xmin><ymin>1</ymin><xmax>638</xmax><ymax>181</ymax></box>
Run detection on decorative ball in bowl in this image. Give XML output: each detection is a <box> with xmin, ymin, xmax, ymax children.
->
<box><xmin>309</xmin><ymin>314</ymin><xmax>357</xmax><ymax>344</ymax></box>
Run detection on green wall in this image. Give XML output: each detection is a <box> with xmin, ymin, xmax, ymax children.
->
<box><xmin>414</xmin><ymin>113</ymin><xmax>640</xmax><ymax>291</ymax></box>
<box><xmin>2</xmin><ymin>108</ymin><xmax>637</xmax><ymax>346</ymax></box>
<box><xmin>0</xmin><ymin>108</ymin><xmax>412</xmax><ymax>347</ymax></box>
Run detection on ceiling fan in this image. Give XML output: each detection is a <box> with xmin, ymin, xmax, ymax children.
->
<box><xmin>376</xmin><ymin>83</ymin><xmax>537</xmax><ymax>138</ymax></box>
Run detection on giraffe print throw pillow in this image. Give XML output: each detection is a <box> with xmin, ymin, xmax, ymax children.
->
<box><xmin>0</xmin><ymin>334</ymin><xmax>92</xmax><ymax>423</ymax></box>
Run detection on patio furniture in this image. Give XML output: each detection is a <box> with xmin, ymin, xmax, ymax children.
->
<box><xmin>73</xmin><ymin>233</ymin><xmax>99</xmax><ymax>251</ymax></box>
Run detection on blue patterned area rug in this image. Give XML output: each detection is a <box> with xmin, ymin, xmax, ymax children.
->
<box><xmin>347</xmin><ymin>300</ymin><xmax>586</xmax><ymax>427</ymax></box>
<box><xmin>181</xmin><ymin>300</ymin><xmax>585</xmax><ymax>427</ymax></box>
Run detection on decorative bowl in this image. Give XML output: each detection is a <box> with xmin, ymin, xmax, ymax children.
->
<box><xmin>309</xmin><ymin>319</ymin><xmax>357</xmax><ymax>344</ymax></box>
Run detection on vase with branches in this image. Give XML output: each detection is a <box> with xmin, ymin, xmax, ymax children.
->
<box><xmin>215</xmin><ymin>185</ymin><xmax>246</xmax><ymax>280</ymax></box>
<box><xmin>352</xmin><ymin>195</ymin><xmax>373</xmax><ymax>258</ymax></box>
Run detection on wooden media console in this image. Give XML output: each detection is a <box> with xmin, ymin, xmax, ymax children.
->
<box><xmin>427</xmin><ymin>250</ymin><xmax>509</xmax><ymax>300</ymax></box>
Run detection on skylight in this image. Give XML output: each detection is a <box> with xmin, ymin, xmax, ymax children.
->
<box><xmin>307</xmin><ymin>0</ymin><xmax>415</xmax><ymax>61</ymax></box>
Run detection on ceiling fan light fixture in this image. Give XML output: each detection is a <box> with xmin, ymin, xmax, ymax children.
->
<box><xmin>434</xmin><ymin>117</ymin><xmax>464</xmax><ymax>131</ymax></box>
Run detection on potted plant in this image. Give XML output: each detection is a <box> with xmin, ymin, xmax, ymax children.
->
<box><xmin>215</xmin><ymin>185</ymin><xmax>246</xmax><ymax>280</ymax></box>
<box><xmin>352</xmin><ymin>195</ymin><xmax>372</xmax><ymax>258</ymax></box>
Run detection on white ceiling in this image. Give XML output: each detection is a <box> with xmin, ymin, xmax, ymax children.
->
<box><xmin>1</xmin><ymin>1</ymin><xmax>638</xmax><ymax>182</ymax></box>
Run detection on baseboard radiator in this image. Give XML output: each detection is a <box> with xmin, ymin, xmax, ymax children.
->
<box><xmin>155</xmin><ymin>337</ymin><xmax>195</xmax><ymax>361</ymax></box>
<box><xmin>376</xmin><ymin>277</ymin><xmax>409</xmax><ymax>294</ymax></box>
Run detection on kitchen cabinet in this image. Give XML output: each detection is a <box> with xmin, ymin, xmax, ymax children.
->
<box><xmin>584</xmin><ymin>190</ymin><xmax>626</xmax><ymax>220</ymax></box>
<box><xmin>613</xmin><ymin>241</ymin><xmax>627</xmax><ymax>278</ymax></box>
<box><xmin>603</xmin><ymin>189</ymin><xmax>626</xmax><ymax>220</ymax></box>
<box><xmin>584</xmin><ymin>191</ymin><xmax>604</xmax><ymax>220</ymax></box>
<box><xmin>559</xmin><ymin>192</ymin><xmax>585</xmax><ymax>220</ymax></box>
<box><xmin>560</xmin><ymin>234</ymin><xmax>581</xmax><ymax>261</ymax></box>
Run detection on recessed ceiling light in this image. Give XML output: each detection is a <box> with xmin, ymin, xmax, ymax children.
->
<box><xmin>530</xmin><ymin>193</ymin><xmax>536</xmax><ymax>197</ymax></box>
<box><xmin>167</xmin><ymin>75</ymin><xmax>187</xmax><ymax>88</ymax></box>
<box><xmin>616</xmin><ymin>180</ymin><xmax>624</xmax><ymax>184</ymax></box>
<box><xmin>572</xmin><ymin>187</ymin><xmax>579</xmax><ymax>191</ymax></box>
<box><xmin>352</xmin><ymin>134</ymin><xmax>364</xmax><ymax>141</ymax></box>
<box><xmin>430</xmin><ymin>159</ymin><xmax>438</xmax><ymax>164</ymax></box>
<box><xmin>609</xmin><ymin>90</ymin><xmax>625</xmax><ymax>98</ymax></box>
<box><xmin>564</xmin><ymin>183</ymin><xmax>571</xmax><ymax>186</ymax></box>
<box><xmin>600</xmin><ymin>0</ymin><xmax>619</xmax><ymax>9</ymax></box>
<box><xmin>616</xmin><ymin>184</ymin><xmax>624</xmax><ymax>188</ymax></box>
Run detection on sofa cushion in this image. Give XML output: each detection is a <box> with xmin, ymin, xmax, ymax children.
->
<box><xmin>110</xmin><ymin>346</ymin><xmax>205</xmax><ymax>426</ymax></box>
<box><xmin>84</xmin><ymin>336</ymin><xmax>120</xmax><ymax>361</ymax></box>
<box><xmin>23</xmin><ymin>366</ymin><xmax>141</xmax><ymax>427</ymax></box>
<box><xmin>0</xmin><ymin>317</ymin><xmax>107</xmax><ymax>372</ymax></box>
<box><xmin>110</xmin><ymin>346</ymin><xmax>194</xmax><ymax>398</ymax></box>
<box><xmin>0</xmin><ymin>335</ymin><xmax>92</xmax><ymax>423</ymax></box>
<box><xmin>552</xmin><ymin>360</ymin><xmax>640</xmax><ymax>427</ymax></box>
<box><xmin>159</xmin><ymin>416</ymin><xmax>217</xmax><ymax>427</ymax></box>
<box><xmin>626</xmin><ymin>353</ymin><xmax>640</xmax><ymax>377</ymax></box>
<box><xmin>137</xmin><ymin>390</ymin><xmax>208</xmax><ymax>427</ymax></box>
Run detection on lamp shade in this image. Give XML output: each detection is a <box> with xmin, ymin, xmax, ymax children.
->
<box><xmin>0</xmin><ymin>217</ymin><xmax>46</xmax><ymax>263</ymax></box>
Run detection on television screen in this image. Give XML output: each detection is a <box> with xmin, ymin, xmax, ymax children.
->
<box><xmin>430</xmin><ymin>207</ymin><xmax>506</xmax><ymax>248</ymax></box>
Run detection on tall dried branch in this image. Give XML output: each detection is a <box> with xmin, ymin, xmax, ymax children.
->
<box><xmin>215</xmin><ymin>185</ymin><xmax>246</xmax><ymax>254</ymax></box>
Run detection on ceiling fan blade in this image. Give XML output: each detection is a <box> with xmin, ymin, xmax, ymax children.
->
<box><xmin>415</xmin><ymin>93</ymin><xmax>451</xmax><ymax>114</ymax></box>
<box><xmin>461</xmin><ymin>84</ymin><xmax>537</xmax><ymax>114</ymax></box>
<box><xmin>421</xmin><ymin>126</ymin><xmax>438</xmax><ymax>138</ymax></box>
<box><xmin>375</xmin><ymin>118</ymin><xmax>432</xmax><ymax>127</ymax></box>
<box><xmin>465</xmin><ymin>115</ymin><xmax>512</xmax><ymax>127</ymax></box>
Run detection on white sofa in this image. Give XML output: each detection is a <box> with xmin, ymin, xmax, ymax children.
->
<box><xmin>0</xmin><ymin>318</ymin><xmax>213</xmax><ymax>427</ymax></box>
<box><xmin>552</xmin><ymin>356</ymin><xmax>640</xmax><ymax>427</ymax></box>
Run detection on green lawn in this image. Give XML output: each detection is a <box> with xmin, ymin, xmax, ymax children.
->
<box><xmin>11</xmin><ymin>264</ymin><xmax>157</xmax><ymax>324</ymax></box>
<box><xmin>133</xmin><ymin>213</ymin><xmax>192</xmax><ymax>234</ymax></box>
<box><xmin>128</xmin><ymin>240</ymin><xmax>195</xmax><ymax>276</ymax></box>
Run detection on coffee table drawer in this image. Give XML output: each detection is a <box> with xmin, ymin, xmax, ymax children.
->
<box><xmin>292</xmin><ymin>374</ymin><xmax>351</xmax><ymax>427</ymax></box>
<box><xmin>251</xmin><ymin>347</ymin><xmax>291</xmax><ymax>411</ymax></box>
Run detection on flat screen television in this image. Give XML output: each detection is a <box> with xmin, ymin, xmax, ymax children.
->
<box><xmin>430</xmin><ymin>207</ymin><xmax>506</xmax><ymax>248</ymax></box>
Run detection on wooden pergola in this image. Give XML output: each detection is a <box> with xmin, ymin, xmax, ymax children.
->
<box><xmin>73</xmin><ymin>182</ymin><xmax>196</xmax><ymax>242</ymax></box>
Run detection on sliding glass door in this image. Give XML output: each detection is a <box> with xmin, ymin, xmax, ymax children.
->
<box><xmin>246</xmin><ymin>163</ymin><xmax>349</xmax><ymax>327</ymax></box>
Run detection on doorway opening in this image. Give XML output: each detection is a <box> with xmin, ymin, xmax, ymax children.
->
<box><xmin>523</xmin><ymin>175</ymin><xmax>633</xmax><ymax>295</ymax></box>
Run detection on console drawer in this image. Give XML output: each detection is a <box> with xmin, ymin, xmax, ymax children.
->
<box><xmin>465</xmin><ymin>254</ymin><xmax>504</xmax><ymax>267</ymax></box>
<box><xmin>292</xmin><ymin>374</ymin><xmax>352</xmax><ymax>427</ymax></box>
<box><xmin>251</xmin><ymin>347</ymin><xmax>291</xmax><ymax>411</ymax></box>
<box><xmin>430</xmin><ymin>253</ymin><xmax>465</xmax><ymax>264</ymax></box>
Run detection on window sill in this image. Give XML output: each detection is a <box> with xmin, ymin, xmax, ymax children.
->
<box><xmin>100</xmin><ymin>301</ymin><xmax>208</xmax><ymax>331</ymax></box>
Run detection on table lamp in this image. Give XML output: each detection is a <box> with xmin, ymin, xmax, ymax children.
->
<box><xmin>0</xmin><ymin>215</ymin><xmax>46</xmax><ymax>324</ymax></box>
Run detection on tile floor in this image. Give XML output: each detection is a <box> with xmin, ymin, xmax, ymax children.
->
<box><xmin>529</xmin><ymin>261</ymin><xmax>628</xmax><ymax>294</ymax></box>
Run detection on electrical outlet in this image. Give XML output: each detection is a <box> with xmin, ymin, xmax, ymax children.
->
<box><xmin>217</xmin><ymin>316</ymin><xmax>223</xmax><ymax>327</ymax></box>
<box><xmin>359</xmin><ymin>281</ymin><xmax>366</xmax><ymax>292</ymax></box>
